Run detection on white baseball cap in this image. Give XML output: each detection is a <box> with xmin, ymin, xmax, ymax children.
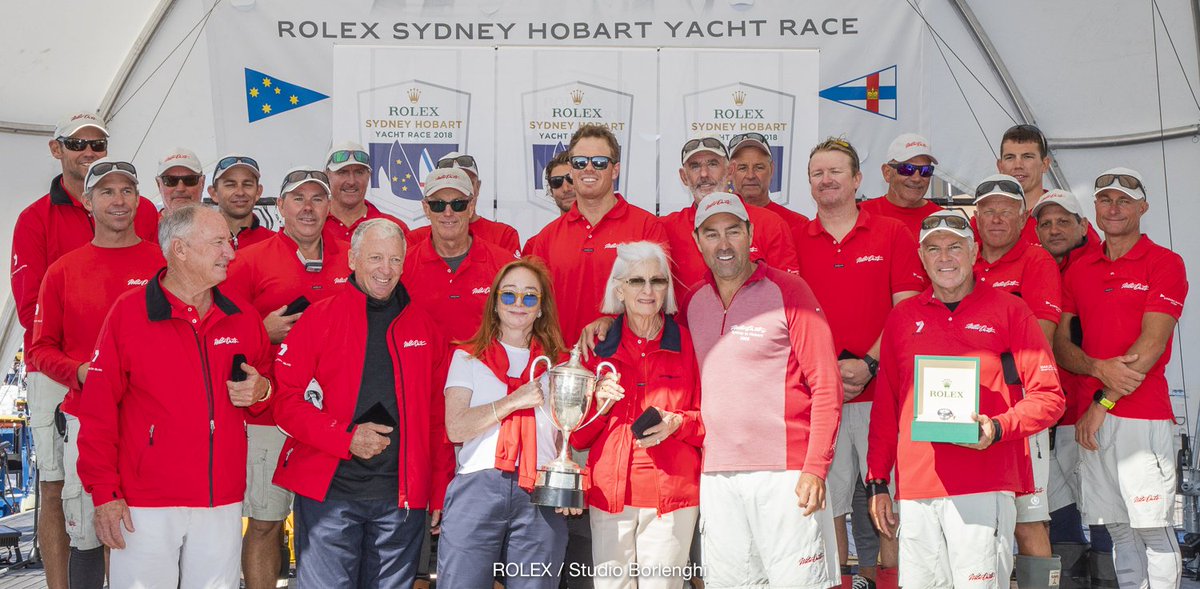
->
<box><xmin>886</xmin><ymin>133</ymin><xmax>938</xmax><ymax>164</ymax></box>
<box><xmin>325</xmin><ymin>141</ymin><xmax>370</xmax><ymax>172</ymax></box>
<box><xmin>729</xmin><ymin>133</ymin><xmax>771</xmax><ymax>158</ymax></box>
<box><xmin>54</xmin><ymin>111</ymin><xmax>108</xmax><ymax>138</ymax></box>
<box><xmin>84</xmin><ymin>158</ymin><xmax>138</xmax><ymax>193</ymax></box>
<box><xmin>157</xmin><ymin>148</ymin><xmax>203</xmax><ymax>175</ymax></box>
<box><xmin>279</xmin><ymin>166</ymin><xmax>331</xmax><ymax>196</ymax></box>
<box><xmin>681</xmin><ymin>136</ymin><xmax>728</xmax><ymax>165</ymax></box>
<box><xmin>1093</xmin><ymin>167</ymin><xmax>1147</xmax><ymax>200</ymax></box>
<box><xmin>422</xmin><ymin>168</ymin><xmax>474</xmax><ymax>199</ymax></box>
<box><xmin>437</xmin><ymin>152</ymin><xmax>479</xmax><ymax>178</ymax></box>
<box><xmin>694</xmin><ymin>192</ymin><xmax>749</xmax><ymax>229</ymax></box>
<box><xmin>1031</xmin><ymin>189</ymin><xmax>1084</xmax><ymax>218</ymax></box>
<box><xmin>918</xmin><ymin>209</ymin><xmax>973</xmax><ymax>243</ymax></box>
<box><xmin>973</xmin><ymin>174</ymin><xmax>1024</xmax><ymax>204</ymax></box>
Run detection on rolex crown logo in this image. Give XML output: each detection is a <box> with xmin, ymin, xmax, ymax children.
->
<box><xmin>732</xmin><ymin>90</ymin><xmax>747</xmax><ymax>106</ymax></box>
<box><xmin>570</xmin><ymin>89</ymin><xmax>584</xmax><ymax>105</ymax></box>
<box><xmin>407</xmin><ymin>88</ymin><xmax>422</xmax><ymax>104</ymax></box>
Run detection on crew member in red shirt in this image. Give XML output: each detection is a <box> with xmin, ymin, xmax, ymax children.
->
<box><xmin>207</xmin><ymin>154</ymin><xmax>273</xmax><ymax>249</ymax></box>
<box><xmin>993</xmin><ymin>124</ymin><xmax>1053</xmax><ymax>247</ymax></box>
<box><xmin>661</xmin><ymin>135</ymin><xmax>798</xmax><ymax>299</ymax></box>
<box><xmin>867</xmin><ymin>209</ymin><xmax>1064</xmax><ymax>589</ymax></box>
<box><xmin>223</xmin><ymin>167</ymin><xmax>350</xmax><ymax>589</ymax></box>
<box><xmin>29</xmin><ymin>159</ymin><xmax>164</xmax><ymax>588</ymax></box>
<box><xmin>408</xmin><ymin>151</ymin><xmax>522</xmax><ymax>254</ymax></box>
<box><xmin>727</xmin><ymin>132</ymin><xmax>809</xmax><ymax>233</ymax></box>
<box><xmin>858</xmin><ymin>133</ymin><xmax>944</xmax><ymax>240</ymax></box>
<box><xmin>1055</xmin><ymin>168</ymin><xmax>1188</xmax><ymax>589</ymax></box>
<box><xmin>544</xmin><ymin>151</ymin><xmax>577</xmax><ymax>215</ymax></box>
<box><xmin>523</xmin><ymin>125</ymin><xmax>667</xmax><ymax>344</ymax></box>
<box><xmin>77</xmin><ymin>205</ymin><xmax>273</xmax><ymax>587</ymax></box>
<box><xmin>155</xmin><ymin>148</ymin><xmax>206</xmax><ymax>216</ymax></box>
<box><xmin>402</xmin><ymin>167</ymin><xmax>517</xmax><ymax>344</ymax></box>
<box><xmin>10</xmin><ymin>112</ymin><xmax>159</xmax><ymax>588</ymax></box>
<box><xmin>796</xmin><ymin>138</ymin><xmax>924</xmax><ymax>589</ymax></box>
<box><xmin>323</xmin><ymin>141</ymin><xmax>410</xmax><ymax>242</ymax></box>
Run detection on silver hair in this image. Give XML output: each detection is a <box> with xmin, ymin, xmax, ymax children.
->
<box><xmin>158</xmin><ymin>204</ymin><xmax>208</xmax><ymax>258</ymax></box>
<box><xmin>601</xmin><ymin>241</ymin><xmax>677</xmax><ymax>315</ymax></box>
<box><xmin>350</xmin><ymin>218</ymin><xmax>406</xmax><ymax>256</ymax></box>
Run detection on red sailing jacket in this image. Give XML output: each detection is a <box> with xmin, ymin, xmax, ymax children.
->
<box><xmin>271</xmin><ymin>282</ymin><xmax>455</xmax><ymax>510</ymax></box>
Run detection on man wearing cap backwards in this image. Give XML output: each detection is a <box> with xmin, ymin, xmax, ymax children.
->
<box><xmin>1055</xmin><ymin>168</ymin><xmax>1188</xmax><ymax>589</ymax></box>
<box><xmin>271</xmin><ymin>218</ymin><xmax>454</xmax><ymax>587</ymax></box>
<box><xmin>402</xmin><ymin>167</ymin><xmax>518</xmax><ymax>344</ymax></box>
<box><xmin>10</xmin><ymin>112</ymin><xmax>159</xmax><ymax>589</ymax></box>
<box><xmin>28</xmin><ymin>159</ymin><xmax>165</xmax><ymax>588</ymax></box>
<box><xmin>971</xmin><ymin>173</ymin><xmax>1065</xmax><ymax>588</ymax></box>
<box><xmin>544</xmin><ymin>151</ymin><xmax>577</xmax><ymax>215</ymax></box>
<box><xmin>867</xmin><ymin>209</ymin><xmax>1064</xmax><ymax>589</ymax></box>
<box><xmin>995</xmin><ymin>124</ymin><xmax>1054</xmax><ymax>247</ymax></box>
<box><xmin>323</xmin><ymin>141</ymin><xmax>410</xmax><ymax>243</ymax></box>
<box><xmin>156</xmin><ymin>147</ymin><xmax>206</xmax><ymax>215</ymax></box>
<box><xmin>662</xmin><ymin>135</ymin><xmax>799</xmax><ymax>300</ymax></box>
<box><xmin>859</xmin><ymin>133</ymin><xmax>944</xmax><ymax>240</ymax></box>
<box><xmin>727</xmin><ymin>132</ymin><xmax>810</xmax><ymax>232</ymax></box>
<box><xmin>523</xmin><ymin>125</ymin><xmax>667</xmax><ymax>344</ymax></box>
<box><xmin>405</xmin><ymin>152</ymin><xmax>522</xmax><ymax>254</ymax></box>
<box><xmin>1030</xmin><ymin>190</ymin><xmax>1113</xmax><ymax>588</ymax></box>
<box><xmin>683</xmin><ymin>191</ymin><xmax>842</xmax><ymax>588</ymax></box>
<box><xmin>207</xmin><ymin>154</ymin><xmax>273</xmax><ymax>249</ymax></box>
<box><xmin>76</xmin><ymin>204</ymin><xmax>273</xmax><ymax>587</ymax></box>
<box><xmin>223</xmin><ymin>167</ymin><xmax>351</xmax><ymax>589</ymax></box>
<box><xmin>795</xmin><ymin>138</ymin><xmax>924</xmax><ymax>589</ymax></box>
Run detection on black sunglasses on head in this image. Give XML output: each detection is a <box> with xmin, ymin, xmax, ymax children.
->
<box><xmin>436</xmin><ymin>155</ymin><xmax>477</xmax><ymax>170</ymax></box>
<box><xmin>1094</xmin><ymin>174</ymin><xmax>1143</xmax><ymax>192</ymax></box>
<box><xmin>974</xmin><ymin>179</ymin><xmax>1023</xmax><ymax>199</ymax></box>
<box><xmin>921</xmin><ymin>213</ymin><xmax>970</xmax><ymax>231</ymax></box>
<box><xmin>280</xmin><ymin>170</ymin><xmax>330</xmax><ymax>191</ymax></box>
<box><xmin>681</xmin><ymin>137</ymin><xmax>728</xmax><ymax>160</ymax></box>
<box><xmin>58</xmin><ymin>137</ymin><xmax>108</xmax><ymax>152</ymax></box>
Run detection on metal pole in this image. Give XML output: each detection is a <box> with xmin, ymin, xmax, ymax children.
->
<box><xmin>1048</xmin><ymin>124</ymin><xmax>1200</xmax><ymax>149</ymax></box>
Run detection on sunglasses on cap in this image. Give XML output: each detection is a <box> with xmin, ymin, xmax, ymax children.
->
<box><xmin>681</xmin><ymin>137</ymin><xmax>728</xmax><ymax>160</ymax></box>
<box><xmin>89</xmin><ymin>161</ymin><xmax>136</xmax><ymax>179</ymax></box>
<box><xmin>729</xmin><ymin>132</ymin><xmax>769</xmax><ymax>147</ymax></box>
<box><xmin>499</xmin><ymin>290</ymin><xmax>541</xmax><ymax>308</ymax></box>
<box><xmin>889</xmin><ymin>162</ymin><xmax>935</xmax><ymax>178</ymax></box>
<box><xmin>570</xmin><ymin>155</ymin><xmax>614</xmax><ymax>171</ymax></box>
<box><xmin>57</xmin><ymin>137</ymin><xmax>108</xmax><ymax>152</ymax></box>
<box><xmin>436</xmin><ymin>155</ymin><xmax>477</xmax><ymax>170</ymax></box>
<box><xmin>328</xmin><ymin>150</ymin><xmax>369</xmax><ymax>167</ymax></box>
<box><xmin>215</xmin><ymin>156</ymin><xmax>259</xmax><ymax>175</ymax></box>
<box><xmin>1004</xmin><ymin>123</ymin><xmax>1047</xmax><ymax>153</ymax></box>
<box><xmin>280</xmin><ymin>170</ymin><xmax>330</xmax><ymax>191</ymax></box>
<box><xmin>974</xmin><ymin>179</ymin><xmax>1023</xmax><ymax>199</ymax></box>
<box><xmin>548</xmin><ymin>174</ymin><xmax>573</xmax><ymax>189</ymax></box>
<box><xmin>160</xmin><ymin>174</ymin><xmax>202</xmax><ymax>187</ymax></box>
<box><xmin>625</xmin><ymin>277</ymin><xmax>670</xmax><ymax>289</ymax></box>
<box><xmin>426</xmin><ymin>198</ymin><xmax>471</xmax><ymax>213</ymax></box>
<box><xmin>1094</xmin><ymin>174</ymin><xmax>1143</xmax><ymax>192</ymax></box>
<box><xmin>921</xmin><ymin>213</ymin><xmax>970</xmax><ymax>231</ymax></box>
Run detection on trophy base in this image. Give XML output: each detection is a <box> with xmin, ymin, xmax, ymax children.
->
<box><xmin>530</xmin><ymin>468</ymin><xmax>585</xmax><ymax>509</ymax></box>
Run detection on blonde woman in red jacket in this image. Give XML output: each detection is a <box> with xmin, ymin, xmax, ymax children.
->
<box><xmin>573</xmin><ymin>241</ymin><xmax>704</xmax><ymax>588</ymax></box>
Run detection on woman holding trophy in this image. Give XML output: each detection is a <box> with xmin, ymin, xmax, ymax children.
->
<box><xmin>438</xmin><ymin>258</ymin><xmax>622</xmax><ymax>588</ymax></box>
<box><xmin>573</xmin><ymin>241</ymin><xmax>705</xmax><ymax>588</ymax></box>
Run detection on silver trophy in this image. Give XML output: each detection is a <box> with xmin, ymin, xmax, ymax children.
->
<box><xmin>529</xmin><ymin>343</ymin><xmax>617</xmax><ymax>508</ymax></box>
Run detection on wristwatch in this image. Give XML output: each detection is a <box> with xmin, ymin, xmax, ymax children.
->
<box><xmin>1093</xmin><ymin>390</ymin><xmax>1116</xmax><ymax>410</ymax></box>
<box><xmin>865</xmin><ymin>479</ymin><xmax>889</xmax><ymax>497</ymax></box>
<box><xmin>862</xmin><ymin>354</ymin><xmax>879</xmax><ymax>378</ymax></box>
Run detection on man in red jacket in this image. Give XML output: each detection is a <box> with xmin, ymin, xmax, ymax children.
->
<box><xmin>77</xmin><ymin>205</ymin><xmax>273</xmax><ymax>587</ymax></box>
<box><xmin>867</xmin><ymin>209</ymin><xmax>1064</xmax><ymax>588</ymax></box>
<box><xmin>272</xmin><ymin>218</ymin><xmax>453</xmax><ymax>587</ymax></box>
<box><xmin>10</xmin><ymin>112</ymin><xmax>159</xmax><ymax>588</ymax></box>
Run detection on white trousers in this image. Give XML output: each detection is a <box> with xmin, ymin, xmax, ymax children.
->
<box><xmin>109</xmin><ymin>503</ymin><xmax>242</xmax><ymax>589</ymax></box>
<box><xmin>590</xmin><ymin>505</ymin><xmax>699</xmax><ymax>589</ymax></box>
<box><xmin>897</xmin><ymin>492</ymin><xmax>1016</xmax><ymax>589</ymax></box>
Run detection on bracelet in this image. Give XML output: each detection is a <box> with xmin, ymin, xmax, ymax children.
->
<box><xmin>865</xmin><ymin>479</ymin><xmax>889</xmax><ymax>497</ymax></box>
<box><xmin>258</xmin><ymin>380</ymin><xmax>272</xmax><ymax>403</ymax></box>
<box><xmin>491</xmin><ymin>401</ymin><xmax>501</xmax><ymax>423</ymax></box>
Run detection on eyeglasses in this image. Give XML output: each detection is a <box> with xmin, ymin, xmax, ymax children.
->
<box><xmin>624</xmin><ymin>277</ymin><xmax>670</xmax><ymax>290</ymax></box>
<box><xmin>88</xmin><ymin>161</ymin><xmax>136</xmax><ymax>180</ymax></box>
<box><xmin>889</xmin><ymin>162</ymin><xmax>935</xmax><ymax>177</ymax></box>
<box><xmin>57</xmin><ymin>137</ymin><xmax>108</xmax><ymax>152</ymax></box>
<box><xmin>215</xmin><ymin>156</ymin><xmax>259</xmax><ymax>176</ymax></box>
<box><xmin>974</xmin><ymin>179</ymin><xmax>1023</xmax><ymax>198</ymax></box>
<box><xmin>160</xmin><ymin>174</ymin><xmax>202</xmax><ymax>187</ymax></box>
<box><xmin>327</xmin><ymin>150</ymin><xmax>369</xmax><ymax>167</ymax></box>
<box><xmin>1094</xmin><ymin>174</ymin><xmax>1143</xmax><ymax>192</ymax></box>
<box><xmin>548</xmin><ymin>174</ymin><xmax>573</xmax><ymax>189</ymax></box>
<box><xmin>280</xmin><ymin>170</ymin><xmax>329</xmax><ymax>191</ymax></box>
<box><xmin>729</xmin><ymin>132</ymin><xmax>769</xmax><ymax>149</ymax></box>
<box><xmin>681</xmin><ymin>137</ymin><xmax>728</xmax><ymax>160</ymax></box>
<box><xmin>921</xmin><ymin>214</ymin><xmax>970</xmax><ymax>231</ymax></box>
<box><xmin>436</xmin><ymin>155</ymin><xmax>477</xmax><ymax>170</ymax></box>
<box><xmin>570</xmin><ymin>156</ymin><xmax>614</xmax><ymax>171</ymax></box>
<box><xmin>426</xmin><ymin>198</ymin><xmax>471</xmax><ymax>213</ymax></box>
<box><xmin>499</xmin><ymin>290</ymin><xmax>541</xmax><ymax>308</ymax></box>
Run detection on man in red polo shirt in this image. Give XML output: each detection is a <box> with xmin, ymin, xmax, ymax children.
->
<box><xmin>868</xmin><ymin>209</ymin><xmax>1064</xmax><ymax>589</ymax></box>
<box><xmin>858</xmin><ymin>133</ymin><xmax>944</xmax><ymax>240</ymax></box>
<box><xmin>972</xmin><ymin>173</ymin><xmax>1063</xmax><ymax>586</ymax></box>
<box><xmin>661</xmin><ymin>135</ymin><xmax>798</xmax><ymax>299</ymax></box>
<box><xmin>727</xmin><ymin>132</ymin><xmax>809</xmax><ymax>233</ymax></box>
<box><xmin>544</xmin><ymin>152</ymin><xmax>576</xmax><ymax>215</ymax></box>
<box><xmin>207</xmin><ymin>154</ymin><xmax>274</xmax><ymax>249</ymax></box>
<box><xmin>1055</xmin><ymin>168</ymin><xmax>1187</xmax><ymax>589</ymax></box>
<box><xmin>523</xmin><ymin>125</ymin><xmax>667</xmax><ymax>344</ymax></box>
<box><xmin>796</xmin><ymin>138</ymin><xmax>924</xmax><ymax>589</ymax></box>
<box><xmin>995</xmin><ymin>124</ymin><xmax>1053</xmax><ymax>247</ymax></box>
<box><xmin>224</xmin><ymin>166</ymin><xmax>350</xmax><ymax>589</ymax></box>
<box><xmin>156</xmin><ymin>148</ymin><xmax>206</xmax><ymax>215</ymax></box>
<box><xmin>29</xmin><ymin>160</ymin><xmax>165</xmax><ymax>588</ymax></box>
<box><xmin>11</xmin><ymin>112</ymin><xmax>159</xmax><ymax>588</ymax></box>
<box><xmin>323</xmin><ymin>141</ymin><xmax>410</xmax><ymax>242</ymax></box>
<box><xmin>404</xmin><ymin>151</ymin><xmax>521</xmax><ymax>254</ymax></box>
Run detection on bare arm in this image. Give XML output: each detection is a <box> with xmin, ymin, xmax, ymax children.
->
<box><xmin>444</xmin><ymin>381</ymin><xmax>543</xmax><ymax>444</ymax></box>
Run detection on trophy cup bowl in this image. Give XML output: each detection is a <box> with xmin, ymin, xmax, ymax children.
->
<box><xmin>529</xmin><ymin>344</ymin><xmax>616</xmax><ymax>508</ymax></box>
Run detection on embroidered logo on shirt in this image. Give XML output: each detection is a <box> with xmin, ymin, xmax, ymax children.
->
<box><xmin>991</xmin><ymin>280</ymin><xmax>1020</xmax><ymax>288</ymax></box>
<box><xmin>1044</xmin><ymin>301</ymin><xmax>1062</xmax><ymax>313</ymax></box>
<box><xmin>915</xmin><ymin>321</ymin><xmax>925</xmax><ymax>333</ymax></box>
<box><xmin>278</xmin><ymin>344</ymin><xmax>288</xmax><ymax>357</ymax></box>
<box><xmin>964</xmin><ymin>323</ymin><xmax>996</xmax><ymax>334</ymax></box>
<box><xmin>334</xmin><ymin>277</ymin><xmax>348</xmax><ymax>284</ymax></box>
<box><xmin>1160</xmin><ymin>293</ymin><xmax>1183</xmax><ymax>307</ymax></box>
<box><xmin>604</xmin><ymin>243</ymin><xmax>619</xmax><ymax>249</ymax></box>
<box><xmin>1121</xmin><ymin>282</ymin><xmax>1149</xmax><ymax>291</ymax></box>
<box><xmin>472</xmin><ymin>286</ymin><xmax>490</xmax><ymax>295</ymax></box>
<box><xmin>729</xmin><ymin>323</ymin><xmax>766</xmax><ymax>342</ymax></box>
<box><xmin>127</xmin><ymin>278</ymin><xmax>149</xmax><ymax>286</ymax></box>
<box><xmin>1040</xmin><ymin>364</ymin><xmax>1056</xmax><ymax>372</ymax></box>
<box><xmin>856</xmin><ymin>255</ymin><xmax>884</xmax><ymax>263</ymax></box>
<box><xmin>403</xmin><ymin>340</ymin><xmax>428</xmax><ymax>348</ymax></box>
<box><xmin>213</xmin><ymin>337</ymin><xmax>240</xmax><ymax>346</ymax></box>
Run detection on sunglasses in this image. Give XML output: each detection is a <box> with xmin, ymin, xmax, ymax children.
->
<box><xmin>88</xmin><ymin>161</ymin><xmax>136</xmax><ymax>181</ymax></box>
<box><xmin>729</xmin><ymin>132</ymin><xmax>769</xmax><ymax>149</ymax></box>
<box><xmin>437</xmin><ymin>155</ymin><xmax>477</xmax><ymax>170</ymax></box>
<box><xmin>499</xmin><ymin>290</ymin><xmax>541</xmax><ymax>308</ymax></box>
<box><xmin>570</xmin><ymin>156</ymin><xmax>614</xmax><ymax>171</ymax></box>
<box><xmin>57</xmin><ymin>137</ymin><xmax>108</xmax><ymax>152</ymax></box>
<box><xmin>328</xmin><ymin>149</ymin><xmax>369</xmax><ymax>167</ymax></box>
<box><xmin>681</xmin><ymin>137</ymin><xmax>728</xmax><ymax>160</ymax></box>
<box><xmin>889</xmin><ymin>162</ymin><xmax>935</xmax><ymax>177</ymax></box>
<box><xmin>426</xmin><ymin>198</ymin><xmax>471</xmax><ymax>213</ymax></box>
<box><xmin>921</xmin><ymin>214</ymin><xmax>970</xmax><ymax>231</ymax></box>
<box><xmin>974</xmin><ymin>179</ymin><xmax>1023</xmax><ymax>198</ymax></box>
<box><xmin>1094</xmin><ymin>174</ymin><xmax>1143</xmax><ymax>192</ymax></box>
<box><xmin>548</xmin><ymin>174</ymin><xmax>573</xmax><ymax>189</ymax></box>
<box><xmin>160</xmin><ymin>174</ymin><xmax>202</xmax><ymax>187</ymax></box>
<box><xmin>280</xmin><ymin>170</ymin><xmax>330</xmax><ymax>191</ymax></box>
<box><xmin>215</xmin><ymin>156</ymin><xmax>259</xmax><ymax>175</ymax></box>
<box><xmin>625</xmin><ymin>277</ymin><xmax>670</xmax><ymax>289</ymax></box>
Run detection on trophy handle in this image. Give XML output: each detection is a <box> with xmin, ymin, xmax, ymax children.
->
<box><xmin>529</xmin><ymin>355</ymin><xmax>553</xmax><ymax>422</ymax></box>
<box><xmin>578</xmin><ymin>361</ymin><xmax>619</xmax><ymax>430</ymax></box>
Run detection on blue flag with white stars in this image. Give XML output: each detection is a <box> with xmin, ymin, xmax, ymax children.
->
<box><xmin>244</xmin><ymin>68</ymin><xmax>328</xmax><ymax>123</ymax></box>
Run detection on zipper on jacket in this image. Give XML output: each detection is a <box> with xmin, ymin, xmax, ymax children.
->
<box><xmin>392</xmin><ymin>332</ymin><xmax>410</xmax><ymax>507</ymax></box>
<box><xmin>187</xmin><ymin>327</ymin><xmax>217</xmax><ymax>508</ymax></box>
<box><xmin>283</xmin><ymin>447</ymin><xmax>294</xmax><ymax>467</ymax></box>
